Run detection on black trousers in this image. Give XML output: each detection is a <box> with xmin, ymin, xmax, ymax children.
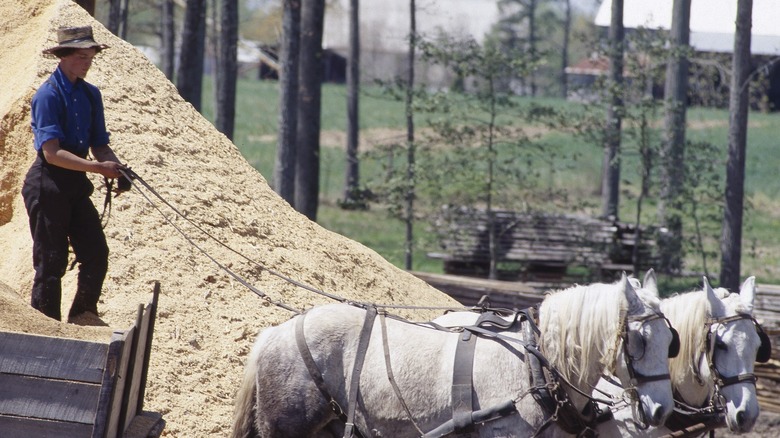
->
<box><xmin>21</xmin><ymin>157</ymin><xmax>108</xmax><ymax>321</ymax></box>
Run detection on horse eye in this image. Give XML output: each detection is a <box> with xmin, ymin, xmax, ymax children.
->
<box><xmin>715</xmin><ymin>339</ymin><xmax>728</xmax><ymax>351</ymax></box>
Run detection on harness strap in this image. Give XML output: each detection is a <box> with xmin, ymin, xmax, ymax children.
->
<box><xmin>343</xmin><ymin>306</ymin><xmax>378</xmax><ymax>438</ymax></box>
<box><xmin>295</xmin><ymin>313</ymin><xmax>348</xmax><ymax>422</ymax></box>
<box><xmin>423</xmin><ymin>399</ymin><xmax>517</xmax><ymax>438</ymax></box>
<box><xmin>379</xmin><ymin>313</ymin><xmax>425</xmax><ymax>436</ymax></box>
<box><xmin>524</xmin><ymin>316</ymin><xmax>555</xmax><ymax>424</ymax></box>
<box><xmin>452</xmin><ymin>327</ymin><xmax>478</xmax><ymax>433</ymax></box>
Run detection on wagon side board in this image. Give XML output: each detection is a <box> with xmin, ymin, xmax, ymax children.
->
<box><xmin>0</xmin><ymin>283</ymin><xmax>163</xmax><ymax>438</ymax></box>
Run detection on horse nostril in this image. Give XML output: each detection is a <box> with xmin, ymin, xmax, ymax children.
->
<box><xmin>652</xmin><ymin>405</ymin><xmax>664</xmax><ymax>423</ymax></box>
<box><xmin>736</xmin><ymin>410</ymin><xmax>745</xmax><ymax>426</ymax></box>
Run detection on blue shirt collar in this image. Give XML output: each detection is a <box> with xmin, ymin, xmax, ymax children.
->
<box><xmin>52</xmin><ymin>65</ymin><xmax>82</xmax><ymax>96</ymax></box>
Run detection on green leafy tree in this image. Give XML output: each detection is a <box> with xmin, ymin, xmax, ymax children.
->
<box><xmin>372</xmin><ymin>34</ymin><xmax>557</xmax><ymax>279</ymax></box>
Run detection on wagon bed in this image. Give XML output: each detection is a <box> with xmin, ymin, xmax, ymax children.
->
<box><xmin>0</xmin><ymin>283</ymin><xmax>164</xmax><ymax>438</ymax></box>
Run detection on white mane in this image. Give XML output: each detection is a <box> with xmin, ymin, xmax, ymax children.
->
<box><xmin>661</xmin><ymin>291</ymin><xmax>711</xmax><ymax>388</ymax></box>
<box><xmin>538</xmin><ymin>280</ymin><xmax>660</xmax><ymax>388</ymax></box>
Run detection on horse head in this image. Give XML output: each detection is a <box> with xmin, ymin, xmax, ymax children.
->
<box><xmin>704</xmin><ymin>276</ymin><xmax>764</xmax><ymax>432</ymax></box>
<box><xmin>610</xmin><ymin>270</ymin><xmax>676</xmax><ymax>427</ymax></box>
<box><xmin>662</xmin><ymin>276</ymin><xmax>767</xmax><ymax>433</ymax></box>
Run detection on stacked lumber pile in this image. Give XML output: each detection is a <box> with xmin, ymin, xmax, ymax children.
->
<box><xmin>428</xmin><ymin>208</ymin><xmax>662</xmax><ymax>282</ymax></box>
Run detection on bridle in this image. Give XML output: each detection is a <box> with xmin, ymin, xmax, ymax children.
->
<box><xmin>622</xmin><ymin>312</ymin><xmax>680</xmax><ymax>387</ymax></box>
<box><xmin>620</xmin><ymin>311</ymin><xmax>680</xmax><ymax>429</ymax></box>
<box><xmin>695</xmin><ymin>314</ymin><xmax>771</xmax><ymax>403</ymax></box>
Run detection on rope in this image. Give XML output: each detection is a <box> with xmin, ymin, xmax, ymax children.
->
<box><xmin>119</xmin><ymin>168</ymin><xmax>301</xmax><ymax>314</ymax></box>
<box><xmin>119</xmin><ymin>168</ymin><xmax>474</xmax><ymax>315</ymax></box>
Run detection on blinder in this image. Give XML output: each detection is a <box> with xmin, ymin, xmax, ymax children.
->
<box><xmin>668</xmin><ymin>326</ymin><xmax>681</xmax><ymax>359</ymax></box>
<box><xmin>706</xmin><ymin>315</ymin><xmax>772</xmax><ymax>365</ymax></box>
<box><xmin>625</xmin><ymin>316</ymin><xmax>680</xmax><ymax>360</ymax></box>
<box><xmin>756</xmin><ymin>323</ymin><xmax>772</xmax><ymax>363</ymax></box>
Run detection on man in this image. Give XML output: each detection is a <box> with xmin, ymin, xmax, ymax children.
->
<box><xmin>22</xmin><ymin>26</ymin><xmax>129</xmax><ymax>323</ymax></box>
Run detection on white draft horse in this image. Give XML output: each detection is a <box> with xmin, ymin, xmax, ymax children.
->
<box><xmin>596</xmin><ymin>274</ymin><xmax>771</xmax><ymax>437</ymax></box>
<box><xmin>432</xmin><ymin>272</ymin><xmax>678</xmax><ymax>434</ymax></box>
<box><xmin>232</xmin><ymin>274</ymin><xmax>676</xmax><ymax>437</ymax></box>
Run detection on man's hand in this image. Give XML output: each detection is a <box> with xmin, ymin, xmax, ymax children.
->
<box><xmin>96</xmin><ymin>160</ymin><xmax>125</xmax><ymax>179</ymax></box>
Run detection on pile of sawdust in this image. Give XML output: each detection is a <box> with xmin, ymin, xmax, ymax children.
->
<box><xmin>0</xmin><ymin>1</ymin><xmax>458</xmax><ymax>436</ymax></box>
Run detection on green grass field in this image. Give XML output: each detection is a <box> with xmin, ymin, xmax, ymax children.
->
<box><xmin>201</xmin><ymin>77</ymin><xmax>780</xmax><ymax>286</ymax></box>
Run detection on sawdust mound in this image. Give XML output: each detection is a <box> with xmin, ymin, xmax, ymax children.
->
<box><xmin>0</xmin><ymin>1</ymin><xmax>457</xmax><ymax>436</ymax></box>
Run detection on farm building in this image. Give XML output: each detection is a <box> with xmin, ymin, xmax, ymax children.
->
<box><xmin>322</xmin><ymin>0</ymin><xmax>500</xmax><ymax>87</ymax></box>
<box><xmin>571</xmin><ymin>0</ymin><xmax>780</xmax><ymax>108</ymax></box>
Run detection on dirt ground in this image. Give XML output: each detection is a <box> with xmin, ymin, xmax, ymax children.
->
<box><xmin>2</xmin><ymin>2</ymin><xmax>779</xmax><ymax>437</ymax></box>
<box><xmin>0</xmin><ymin>2</ymin><xmax>458</xmax><ymax>436</ymax></box>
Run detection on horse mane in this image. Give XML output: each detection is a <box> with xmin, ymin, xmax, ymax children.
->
<box><xmin>538</xmin><ymin>281</ymin><xmax>660</xmax><ymax>389</ymax></box>
<box><xmin>661</xmin><ymin>291</ymin><xmax>711</xmax><ymax>388</ymax></box>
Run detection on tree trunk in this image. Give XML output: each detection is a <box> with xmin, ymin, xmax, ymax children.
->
<box><xmin>527</xmin><ymin>0</ymin><xmax>537</xmax><ymax>97</ymax></box>
<box><xmin>559</xmin><ymin>0</ymin><xmax>571</xmax><ymax>99</ymax></box>
<box><xmin>720</xmin><ymin>0</ymin><xmax>753</xmax><ymax>290</ymax></box>
<box><xmin>659</xmin><ymin>0</ymin><xmax>691</xmax><ymax>274</ymax></box>
<box><xmin>120</xmin><ymin>0</ymin><xmax>130</xmax><ymax>39</ymax></box>
<box><xmin>176</xmin><ymin>0</ymin><xmax>207</xmax><ymax>111</ymax></box>
<box><xmin>160</xmin><ymin>0</ymin><xmax>175</xmax><ymax>80</ymax></box>
<box><xmin>343</xmin><ymin>0</ymin><xmax>361</xmax><ymax>205</ymax></box>
<box><xmin>274</xmin><ymin>0</ymin><xmax>301</xmax><ymax>203</ymax></box>
<box><xmin>295</xmin><ymin>0</ymin><xmax>325</xmax><ymax>220</ymax></box>
<box><xmin>601</xmin><ymin>0</ymin><xmax>623</xmax><ymax>219</ymax></box>
<box><xmin>108</xmin><ymin>0</ymin><xmax>121</xmax><ymax>34</ymax></box>
<box><xmin>75</xmin><ymin>0</ymin><xmax>95</xmax><ymax>16</ymax></box>
<box><xmin>403</xmin><ymin>0</ymin><xmax>417</xmax><ymax>270</ymax></box>
<box><xmin>215</xmin><ymin>0</ymin><xmax>239</xmax><ymax>140</ymax></box>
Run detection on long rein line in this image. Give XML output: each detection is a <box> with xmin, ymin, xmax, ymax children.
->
<box><xmin>119</xmin><ymin>168</ymin><xmax>301</xmax><ymax>314</ymax></box>
<box><xmin>119</xmin><ymin>168</ymin><xmax>468</xmax><ymax>315</ymax></box>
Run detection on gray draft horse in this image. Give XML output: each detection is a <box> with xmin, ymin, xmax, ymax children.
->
<box><xmin>232</xmin><ymin>274</ymin><xmax>675</xmax><ymax>437</ymax></box>
<box><xmin>596</xmin><ymin>275</ymin><xmax>770</xmax><ymax>436</ymax></box>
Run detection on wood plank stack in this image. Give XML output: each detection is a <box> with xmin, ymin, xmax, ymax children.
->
<box><xmin>429</xmin><ymin>208</ymin><xmax>661</xmax><ymax>282</ymax></box>
<box><xmin>0</xmin><ymin>284</ymin><xmax>164</xmax><ymax>438</ymax></box>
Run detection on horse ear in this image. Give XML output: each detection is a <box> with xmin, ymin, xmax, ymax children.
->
<box><xmin>704</xmin><ymin>277</ymin><xmax>726</xmax><ymax>317</ymax></box>
<box><xmin>642</xmin><ymin>269</ymin><xmax>658</xmax><ymax>297</ymax></box>
<box><xmin>622</xmin><ymin>272</ymin><xmax>643</xmax><ymax>312</ymax></box>
<box><xmin>739</xmin><ymin>276</ymin><xmax>756</xmax><ymax>313</ymax></box>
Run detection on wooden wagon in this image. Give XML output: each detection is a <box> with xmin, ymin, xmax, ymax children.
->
<box><xmin>0</xmin><ymin>283</ymin><xmax>164</xmax><ymax>438</ymax></box>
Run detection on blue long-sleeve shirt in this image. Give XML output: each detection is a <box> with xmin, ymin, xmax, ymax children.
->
<box><xmin>31</xmin><ymin>66</ymin><xmax>110</xmax><ymax>157</ymax></box>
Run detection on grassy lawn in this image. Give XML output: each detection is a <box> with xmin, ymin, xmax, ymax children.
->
<box><xmin>201</xmin><ymin>77</ymin><xmax>780</xmax><ymax>285</ymax></box>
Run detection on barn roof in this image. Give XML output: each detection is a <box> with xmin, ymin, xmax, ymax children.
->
<box><xmin>594</xmin><ymin>0</ymin><xmax>780</xmax><ymax>55</ymax></box>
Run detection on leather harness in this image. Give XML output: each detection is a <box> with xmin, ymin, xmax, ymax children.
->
<box><xmin>295</xmin><ymin>306</ymin><xmax>377</xmax><ymax>438</ymax></box>
<box><xmin>295</xmin><ymin>304</ymin><xmax>616</xmax><ymax>438</ymax></box>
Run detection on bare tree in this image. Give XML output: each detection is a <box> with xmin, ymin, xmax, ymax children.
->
<box><xmin>74</xmin><ymin>0</ymin><xmax>95</xmax><ymax>15</ymax></box>
<box><xmin>720</xmin><ymin>0</ymin><xmax>753</xmax><ymax>290</ymax></box>
<box><xmin>601</xmin><ymin>0</ymin><xmax>623</xmax><ymax>219</ymax></box>
<box><xmin>120</xmin><ymin>0</ymin><xmax>130</xmax><ymax>39</ymax></box>
<box><xmin>403</xmin><ymin>0</ymin><xmax>417</xmax><ymax>270</ymax></box>
<box><xmin>658</xmin><ymin>0</ymin><xmax>691</xmax><ymax>274</ymax></box>
<box><xmin>559</xmin><ymin>0</ymin><xmax>571</xmax><ymax>98</ymax></box>
<box><xmin>160</xmin><ymin>0</ymin><xmax>176</xmax><ymax>80</ymax></box>
<box><xmin>215</xmin><ymin>0</ymin><xmax>239</xmax><ymax>140</ymax></box>
<box><xmin>274</xmin><ymin>0</ymin><xmax>301</xmax><ymax>203</ymax></box>
<box><xmin>109</xmin><ymin>0</ymin><xmax>121</xmax><ymax>34</ymax></box>
<box><xmin>497</xmin><ymin>0</ymin><xmax>541</xmax><ymax>96</ymax></box>
<box><xmin>176</xmin><ymin>0</ymin><xmax>207</xmax><ymax>111</ymax></box>
<box><xmin>295</xmin><ymin>0</ymin><xmax>325</xmax><ymax>220</ymax></box>
<box><xmin>342</xmin><ymin>0</ymin><xmax>361</xmax><ymax>206</ymax></box>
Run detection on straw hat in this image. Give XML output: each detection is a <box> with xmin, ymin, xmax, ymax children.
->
<box><xmin>42</xmin><ymin>26</ymin><xmax>109</xmax><ymax>55</ymax></box>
